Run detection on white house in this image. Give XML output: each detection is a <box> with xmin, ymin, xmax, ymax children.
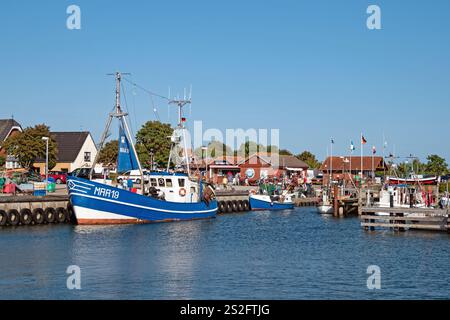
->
<box><xmin>34</xmin><ymin>132</ymin><xmax>98</xmax><ymax>173</ymax></box>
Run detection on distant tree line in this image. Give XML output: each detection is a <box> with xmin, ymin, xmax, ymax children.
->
<box><xmin>3</xmin><ymin>122</ymin><xmax>447</xmax><ymax>178</ymax></box>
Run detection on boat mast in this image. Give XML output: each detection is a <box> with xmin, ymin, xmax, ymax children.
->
<box><xmin>90</xmin><ymin>72</ymin><xmax>144</xmax><ymax>192</ymax></box>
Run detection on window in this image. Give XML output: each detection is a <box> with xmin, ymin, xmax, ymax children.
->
<box><xmin>84</xmin><ymin>152</ymin><xmax>91</xmax><ymax>162</ymax></box>
<box><xmin>166</xmin><ymin>179</ymin><xmax>173</xmax><ymax>187</ymax></box>
<box><xmin>178</xmin><ymin>179</ymin><xmax>185</xmax><ymax>187</ymax></box>
<box><xmin>158</xmin><ymin>178</ymin><xmax>165</xmax><ymax>187</ymax></box>
<box><xmin>151</xmin><ymin>178</ymin><xmax>157</xmax><ymax>187</ymax></box>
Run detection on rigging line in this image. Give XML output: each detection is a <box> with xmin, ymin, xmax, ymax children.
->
<box><xmin>122</xmin><ymin>77</ymin><xmax>170</xmax><ymax>101</ymax></box>
<box><xmin>131</xmin><ymin>81</ymin><xmax>138</xmax><ymax>136</ymax></box>
<box><xmin>121</xmin><ymin>82</ymin><xmax>135</xmax><ymax>140</ymax></box>
<box><xmin>150</xmin><ymin>94</ymin><xmax>161</xmax><ymax>122</ymax></box>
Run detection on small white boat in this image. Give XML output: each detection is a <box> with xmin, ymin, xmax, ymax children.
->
<box><xmin>317</xmin><ymin>204</ymin><xmax>333</xmax><ymax>214</ymax></box>
<box><xmin>317</xmin><ymin>188</ymin><xmax>333</xmax><ymax>214</ymax></box>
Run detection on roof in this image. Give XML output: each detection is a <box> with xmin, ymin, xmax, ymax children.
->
<box><xmin>279</xmin><ymin>155</ymin><xmax>309</xmax><ymax>169</ymax></box>
<box><xmin>0</xmin><ymin>119</ymin><xmax>22</xmax><ymax>142</ymax></box>
<box><xmin>36</xmin><ymin>132</ymin><xmax>92</xmax><ymax>163</ymax></box>
<box><xmin>320</xmin><ymin>156</ymin><xmax>386</xmax><ymax>172</ymax></box>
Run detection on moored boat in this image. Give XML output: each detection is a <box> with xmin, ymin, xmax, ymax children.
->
<box><xmin>68</xmin><ymin>175</ymin><xmax>216</xmax><ymax>224</ymax></box>
<box><xmin>249</xmin><ymin>194</ymin><xmax>295</xmax><ymax>210</ymax></box>
<box><xmin>67</xmin><ymin>72</ymin><xmax>217</xmax><ymax>225</ymax></box>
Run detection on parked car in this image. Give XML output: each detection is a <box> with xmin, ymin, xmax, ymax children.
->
<box><xmin>69</xmin><ymin>168</ymin><xmax>104</xmax><ymax>180</ymax></box>
<box><xmin>41</xmin><ymin>171</ymin><xmax>68</xmax><ymax>184</ymax></box>
<box><xmin>117</xmin><ymin>170</ymin><xmax>150</xmax><ymax>184</ymax></box>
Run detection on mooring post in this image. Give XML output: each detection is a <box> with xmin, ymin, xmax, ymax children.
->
<box><xmin>333</xmin><ymin>184</ymin><xmax>339</xmax><ymax>217</ymax></box>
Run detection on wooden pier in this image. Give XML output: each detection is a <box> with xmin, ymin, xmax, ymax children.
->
<box><xmin>360</xmin><ymin>207</ymin><xmax>449</xmax><ymax>232</ymax></box>
<box><xmin>294</xmin><ymin>197</ymin><xmax>319</xmax><ymax>207</ymax></box>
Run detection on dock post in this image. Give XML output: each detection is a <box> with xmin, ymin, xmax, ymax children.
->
<box><xmin>333</xmin><ymin>184</ymin><xmax>339</xmax><ymax>217</ymax></box>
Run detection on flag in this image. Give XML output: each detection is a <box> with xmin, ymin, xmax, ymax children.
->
<box><xmin>372</xmin><ymin>146</ymin><xmax>376</xmax><ymax>154</ymax></box>
<box><xmin>331</xmin><ymin>138</ymin><xmax>335</xmax><ymax>144</ymax></box>
<box><xmin>181</xmin><ymin>117</ymin><xmax>187</xmax><ymax>122</ymax></box>
<box><xmin>361</xmin><ymin>136</ymin><xmax>367</xmax><ymax>145</ymax></box>
<box><xmin>350</xmin><ymin>141</ymin><xmax>355</xmax><ymax>151</ymax></box>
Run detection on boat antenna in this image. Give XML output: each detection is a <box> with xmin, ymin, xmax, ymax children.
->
<box><xmin>168</xmin><ymin>95</ymin><xmax>192</xmax><ymax>177</ymax></box>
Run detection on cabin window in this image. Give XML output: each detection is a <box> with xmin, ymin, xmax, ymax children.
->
<box><xmin>190</xmin><ymin>187</ymin><xmax>196</xmax><ymax>194</ymax></box>
<box><xmin>166</xmin><ymin>179</ymin><xmax>173</xmax><ymax>187</ymax></box>
<box><xmin>178</xmin><ymin>179</ymin><xmax>185</xmax><ymax>187</ymax></box>
<box><xmin>150</xmin><ymin>178</ymin><xmax>157</xmax><ymax>187</ymax></box>
<box><xmin>84</xmin><ymin>152</ymin><xmax>91</xmax><ymax>162</ymax></box>
<box><xmin>158</xmin><ymin>178</ymin><xmax>165</xmax><ymax>187</ymax></box>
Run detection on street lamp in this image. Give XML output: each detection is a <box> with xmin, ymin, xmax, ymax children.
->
<box><xmin>149</xmin><ymin>148</ymin><xmax>154</xmax><ymax>171</ymax></box>
<box><xmin>42</xmin><ymin>137</ymin><xmax>49</xmax><ymax>186</ymax></box>
<box><xmin>202</xmin><ymin>146</ymin><xmax>208</xmax><ymax>180</ymax></box>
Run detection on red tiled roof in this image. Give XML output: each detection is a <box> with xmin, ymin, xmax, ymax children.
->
<box><xmin>320</xmin><ymin>156</ymin><xmax>386</xmax><ymax>172</ymax></box>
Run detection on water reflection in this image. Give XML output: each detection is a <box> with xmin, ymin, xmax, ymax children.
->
<box><xmin>1</xmin><ymin>208</ymin><xmax>449</xmax><ymax>299</ymax></box>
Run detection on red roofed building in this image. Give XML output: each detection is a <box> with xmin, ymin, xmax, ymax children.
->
<box><xmin>320</xmin><ymin>156</ymin><xmax>387</xmax><ymax>183</ymax></box>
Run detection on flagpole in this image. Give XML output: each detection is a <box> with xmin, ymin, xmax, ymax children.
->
<box><xmin>330</xmin><ymin>138</ymin><xmax>333</xmax><ymax>185</ymax></box>
<box><xmin>350</xmin><ymin>144</ymin><xmax>352</xmax><ymax>181</ymax></box>
<box><xmin>372</xmin><ymin>147</ymin><xmax>374</xmax><ymax>182</ymax></box>
<box><xmin>360</xmin><ymin>133</ymin><xmax>363</xmax><ymax>178</ymax></box>
<box><xmin>382</xmin><ymin>132</ymin><xmax>386</xmax><ymax>179</ymax></box>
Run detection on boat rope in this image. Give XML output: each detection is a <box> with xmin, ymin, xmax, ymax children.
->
<box><xmin>122</xmin><ymin>77</ymin><xmax>170</xmax><ymax>101</ymax></box>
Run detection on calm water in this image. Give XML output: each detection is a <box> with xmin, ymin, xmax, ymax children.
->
<box><xmin>0</xmin><ymin>207</ymin><xmax>449</xmax><ymax>300</ymax></box>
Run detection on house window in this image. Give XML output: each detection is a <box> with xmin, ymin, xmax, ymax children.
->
<box><xmin>84</xmin><ymin>152</ymin><xmax>91</xmax><ymax>162</ymax></box>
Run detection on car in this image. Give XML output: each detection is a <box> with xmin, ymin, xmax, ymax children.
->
<box><xmin>117</xmin><ymin>169</ymin><xmax>150</xmax><ymax>184</ymax></box>
<box><xmin>69</xmin><ymin>168</ymin><xmax>104</xmax><ymax>180</ymax></box>
<box><xmin>41</xmin><ymin>171</ymin><xmax>68</xmax><ymax>184</ymax></box>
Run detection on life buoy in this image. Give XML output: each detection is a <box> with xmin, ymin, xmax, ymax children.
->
<box><xmin>179</xmin><ymin>188</ymin><xmax>187</xmax><ymax>197</ymax></box>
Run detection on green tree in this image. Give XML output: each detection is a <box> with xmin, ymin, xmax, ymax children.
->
<box><xmin>424</xmin><ymin>154</ymin><xmax>448</xmax><ymax>176</ymax></box>
<box><xmin>296</xmin><ymin>151</ymin><xmax>320</xmax><ymax>169</ymax></box>
<box><xmin>3</xmin><ymin>124</ymin><xmax>57</xmax><ymax>170</ymax></box>
<box><xmin>0</xmin><ymin>155</ymin><xmax>5</xmax><ymax>167</ymax></box>
<box><xmin>135</xmin><ymin>121</ymin><xmax>173</xmax><ymax>168</ymax></box>
<box><xmin>98</xmin><ymin>140</ymin><xmax>118</xmax><ymax>166</ymax></box>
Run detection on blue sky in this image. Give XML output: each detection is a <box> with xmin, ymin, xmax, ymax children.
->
<box><xmin>1</xmin><ymin>0</ymin><xmax>449</xmax><ymax>162</ymax></box>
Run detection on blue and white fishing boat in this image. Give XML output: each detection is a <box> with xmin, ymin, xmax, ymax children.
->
<box><xmin>249</xmin><ymin>182</ymin><xmax>295</xmax><ymax>210</ymax></box>
<box><xmin>67</xmin><ymin>72</ymin><xmax>217</xmax><ymax>225</ymax></box>
<box><xmin>249</xmin><ymin>194</ymin><xmax>295</xmax><ymax>211</ymax></box>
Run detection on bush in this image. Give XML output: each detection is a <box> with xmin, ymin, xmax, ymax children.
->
<box><xmin>0</xmin><ymin>155</ymin><xmax>5</xmax><ymax>167</ymax></box>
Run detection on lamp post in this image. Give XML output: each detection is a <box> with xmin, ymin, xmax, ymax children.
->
<box><xmin>202</xmin><ymin>146</ymin><xmax>208</xmax><ymax>180</ymax></box>
<box><xmin>42</xmin><ymin>137</ymin><xmax>49</xmax><ymax>186</ymax></box>
<box><xmin>149</xmin><ymin>149</ymin><xmax>154</xmax><ymax>171</ymax></box>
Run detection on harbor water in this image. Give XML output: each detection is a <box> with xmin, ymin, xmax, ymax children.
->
<box><xmin>0</xmin><ymin>207</ymin><xmax>449</xmax><ymax>300</ymax></box>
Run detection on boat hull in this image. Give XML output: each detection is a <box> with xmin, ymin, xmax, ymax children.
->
<box><xmin>317</xmin><ymin>205</ymin><xmax>333</xmax><ymax>214</ymax></box>
<box><xmin>67</xmin><ymin>177</ymin><xmax>217</xmax><ymax>225</ymax></box>
<box><xmin>249</xmin><ymin>195</ymin><xmax>294</xmax><ymax>211</ymax></box>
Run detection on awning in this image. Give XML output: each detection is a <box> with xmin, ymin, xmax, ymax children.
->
<box><xmin>209</xmin><ymin>165</ymin><xmax>240</xmax><ymax>170</ymax></box>
<box><xmin>286</xmin><ymin>167</ymin><xmax>304</xmax><ymax>171</ymax></box>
